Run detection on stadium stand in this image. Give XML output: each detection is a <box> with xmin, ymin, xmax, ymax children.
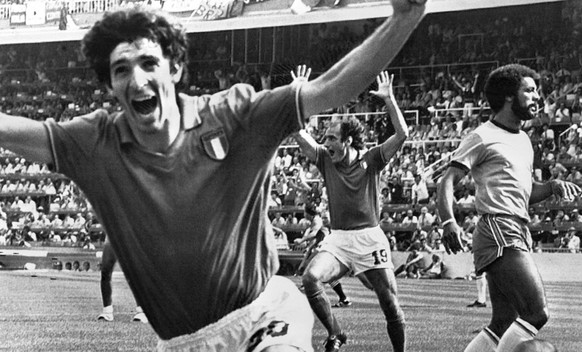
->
<box><xmin>0</xmin><ymin>0</ymin><xmax>581</xmax><ymax>262</ymax></box>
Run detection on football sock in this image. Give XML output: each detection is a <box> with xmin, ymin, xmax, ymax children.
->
<box><xmin>386</xmin><ymin>317</ymin><xmax>406</xmax><ymax>352</ymax></box>
<box><xmin>476</xmin><ymin>274</ymin><xmax>487</xmax><ymax>303</ymax></box>
<box><xmin>496</xmin><ymin>318</ymin><xmax>537</xmax><ymax>352</ymax></box>
<box><xmin>330</xmin><ymin>281</ymin><xmax>347</xmax><ymax>302</ymax></box>
<box><xmin>102</xmin><ymin>305</ymin><xmax>113</xmax><ymax>314</ymax></box>
<box><xmin>306</xmin><ymin>287</ymin><xmax>341</xmax><ymax>335</ymax></box>
<box><xmin>464</xmin><ymin>327</ymin><xmax>499</xmax><ymax>352</ymax></box>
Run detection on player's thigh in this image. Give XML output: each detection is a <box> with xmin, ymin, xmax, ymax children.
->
<box><xmin>303</xmin><ymin>251</ymin><xmax>347</xmax><ymax>283</ymax></box>
<box><xmin>486</xmin><ymin>249</ymin><xmax>547</xmax><ymax>321</ymax></box>
<box><xmin>364</xmin><ymin>268</ymin><xmax>398</xmax><ymax>294</ymax></box>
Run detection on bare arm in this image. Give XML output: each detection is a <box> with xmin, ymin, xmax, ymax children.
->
<box><xmin>0</xmin><ymin>113</ymin><xmax>53</xmax><ymax>165</ymax></box>
<box><xmin>436</xmin><ymin>166</ymin><xmax>466</xmax><ymax>254</ymax></box>
<box><xmin>293</xmin><ymin>129</ymin><xmax>318</xmax><ymax>162</ymax></box>
<box><xmin>369</xmin><ymin>71</ymin><xmax>409</xmax><ymax>161</ymax></box>
<box><xmin>530</xmin><ymin>179</ymin><xmax>581</xmax><ymax>204</ymax></box>
<box><xmin>299</xmin><ymin>0</ymin><xmax>428</xmax><ymax>120</ymax></box>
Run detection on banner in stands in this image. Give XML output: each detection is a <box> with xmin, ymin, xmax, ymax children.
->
<box><xmin>45</xmin><ymin>2</ymin><xmax>62</xmax><ymax>25</ymax></box>
<box><xmin>163</xmin><ymin>0</ymin><xmax>243</xmax><ymax>20</ymax></box>
<box><xmin>9</xmin><ymin>4</ymin><xmax>26</xmax><ymax>25</ymax></box>
<box><xmin>25</xmin><ymin>1</ymin><xmax>46</xmax><ymax>25</ymax></box>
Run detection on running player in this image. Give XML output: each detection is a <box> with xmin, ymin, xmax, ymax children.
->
<box><xmin>437</xmin><ymin>64</ymin><xmax>581</xmax><ymax>352</ymax></box>
<box><xmin>0</xmin><ymin>1</ymin><xmax>428</xmax><ymax>350</ymax></box>
<box><xmin>294</xmin><ymin>71</ymin><xmax>408</xmax><ymax>352</ymax></box>
<box><xmin>294</xmin><ymin>203</ymin><xmax>352</xmax><ymax>307</ymax></box>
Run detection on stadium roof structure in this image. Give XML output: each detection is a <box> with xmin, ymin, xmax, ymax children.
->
<box><xmin>0</xmin><ymin>0</ymin><xmax>564</xmax><ymax>45</ymax></box>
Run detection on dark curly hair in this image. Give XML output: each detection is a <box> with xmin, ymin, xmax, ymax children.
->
<box><xmin>81</xmin><ymin>6</ymin><xmax>189</xmax><ymax>88</ymax></box>
<box><xmin>340</xmin><ymin>116</ymin><xmax>366</xmax><ymax>150</ymax></box>
<box><xmin>484</xmin><ymin>64</ymin><xmax>539</xmax><ymax>114</ymax></box>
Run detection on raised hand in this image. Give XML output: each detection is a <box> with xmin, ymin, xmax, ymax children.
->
<box><xmin>391</xmin><ymin>0</ymin><xmax>429</xmax><ymax>14</ymax></box>
<box><xmin>291</xmin><ymin>65</ymin><xmax>312</xmax><ymax>83</ymax></box>
<box><xmin>369</xmin><ymin>71</ymin><xmax>395</xmax><ymax>101</ymax></box>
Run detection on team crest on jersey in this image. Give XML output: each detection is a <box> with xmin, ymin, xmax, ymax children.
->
<box><xmin>247</xmin><ymin>320</ymin><xmax>289</xmax><ymax>351</ymax></box>
<box><xmin>201</xmin><ymin>129</ymin><xmax>229</xmax><ymax>160</ymax></box>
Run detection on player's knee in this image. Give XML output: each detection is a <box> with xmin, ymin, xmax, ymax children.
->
<box><xmin>301</xmin><ymin>271</ymin><xmax>322</xmax><ymax>293</ymax></box>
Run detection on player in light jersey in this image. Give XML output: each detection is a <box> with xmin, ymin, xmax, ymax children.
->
<box><xmin>437</xmin><ymin>64</ymin><xmax>581</xmax><ymax>352</ymax></box>
<box><xmin>294</xmin><ymin>71</ymin><xmax>408</xmax><ymax>352</ymax></box>
<box><xmin>0</xmin><ymin>2</ymin><xmax>428</xmax><ymax>350</ymax></box>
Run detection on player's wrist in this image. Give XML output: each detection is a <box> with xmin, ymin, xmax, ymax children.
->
<box><xmin>441</xmin><ymin>218</ymin><xmax>456</xmax><ymax>227</ymax></box>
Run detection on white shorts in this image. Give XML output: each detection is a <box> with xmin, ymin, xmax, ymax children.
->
<box><xmin>319</xmin><ymin>226</ymin><xmax>394</xmax><ymax>276</ymax></box>
<box><xmin>157</xmin><ymin>276</ymin><xmax>313</xmax><ymax>352</ymax></box>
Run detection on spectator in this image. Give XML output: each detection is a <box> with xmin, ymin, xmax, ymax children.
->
<box><xmin>271</xmin><ymin>212</ymin><xmax>287</xmax><ymax>227</ymax></box>
<box><xmin>420</xmin><ymin>254</ymin><xmax>446</xmax><ymax>279</ymax></box>
<box><xmin>272</xmin><ymin>226</ymin><xmax>290</xmax><ymax>250</ymax></box>
<box><xmin>411</xmin><ymin>173</ymin><xmax>429</xmax><ymax>204</ymax></box>
<box><xmin>417</xmin><ymin>206</ymin><xmax>435</xmax><ymax>229</ymax></box>
<box><xmin>565</xmin><ymin>227</ymin><xmax>580</xmax><ymax>253</ymax></box>
<box><xmin>394</xmin><ymin>249</ymin><xmax>424</xmax><ymax>279</ymax></box>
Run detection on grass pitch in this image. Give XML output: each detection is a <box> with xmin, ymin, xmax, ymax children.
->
<box><xmin>0</xmin><ymin>270</ymin><xmax>581</xmax><ymax>352</ymax></box>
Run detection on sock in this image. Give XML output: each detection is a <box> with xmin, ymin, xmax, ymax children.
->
<box><xmin>464</xmin><ymin>328</ymin><xmax>499</xmax><ymax>352</ymax></box>
<box><xmin>135</xmin><ymin>306</ymin><xmax>143</xmax><ymax>314</ymax></box>
<box><xmin>386</xmin><ymin>317</ymin><xmax>406</xmax><ymax>352</ymax></box>
<box><xmin>306</xmin><ymin>288</ymin><xmax>341</xmax><ymax>335</ymax></box>
<box><xmin>496</xmin><ymin>318</ymin><xmax>537</xmax><ymax>352</ymax></box>
<box><xmin>330</xmin><ymin>281</ymin><xmax>347</xmax><ymax>302</ymax></box>
<box><xmin>102</xmin><ymin>305</ymin><xmax>113</xmax><ymax>314</ymax></box>
<box><xmin>476</xmin><ymin>274</ymin><xmax>487</xmax><ymax>304</ymax></box>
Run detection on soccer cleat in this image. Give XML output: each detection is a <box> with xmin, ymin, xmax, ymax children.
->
<box><xmin>97</xmin><ymin>312</ymin><xmax>114</xmax><ymax>322</ymax></box>
<box><xmin>467</xmin><ymin>300</ymin><xmax>487</xmax><ymax>308</ymax></box>
<box><xmin>332</xmin><ymin>299</ymin><xmax>352</xmax><ymax>308</ymax></box>
<box><xmin>132</xmin><ymin>312</ymin><xmax>149</xmax><ymax>323</ymax></box>
<box><xmin>323</xmin><ymin>333</ymin><xmax>347</xmax><ymax>352</ymax></box>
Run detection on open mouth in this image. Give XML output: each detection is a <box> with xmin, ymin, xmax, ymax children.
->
<box><xmin>132</xmin><ymin>96</ymin><xmax>158</xmax><ymax>115</ymax></box>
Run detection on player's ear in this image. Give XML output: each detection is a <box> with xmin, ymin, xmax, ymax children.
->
<box><xmin>171</xmin><ymin>63</ymin><xmax>184</xmax><ymax>84</ymax></box>
<box><xmin>345</xmin><ymin>135</ymin><xmax>353</xmax><ymax>146</ymax></box>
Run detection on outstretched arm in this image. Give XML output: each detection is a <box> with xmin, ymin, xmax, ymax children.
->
<box><xmin>530</xmin><ymin>179</ymin><xmax>582</xmax><ymax>204</ymax></box>
<box><xmin>0</xmin><ymin>113</ymin><xmax>53</xmax><ymax>165</ymax></box>
<box><xmin>299</xmin><ymin>0</ymin><xmax>429</xmax><ymax>120</ymax></box>
<box><xmin>369</xmin><ymin>71</ymin><xmax>409</xmax><ymax>161</ymax></box>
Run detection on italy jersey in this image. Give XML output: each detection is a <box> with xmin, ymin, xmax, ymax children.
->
<box><xmin>43</xmin><ymin>83</ymin><xmax>303</xmax><ymax>340</ymax></box>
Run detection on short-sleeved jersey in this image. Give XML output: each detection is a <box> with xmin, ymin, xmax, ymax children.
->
<box><xmin>450</xmin><ymin>120</ymin><xmax>533</xmax><ymax>222</ymax></box>
<box><xmin>315</xmin><ymin>145</ymin><xmax>386</xmax><ymax>230</ymax></box>
<box><xmin>43</xmin><ymin>83</ymin><xmax>303</xmax><ymax>340</ymax></box>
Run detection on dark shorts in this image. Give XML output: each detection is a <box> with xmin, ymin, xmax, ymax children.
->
<box><xmin>473</xmin><ymin>214</ymin><xmax>532</xmax><ymax>274</ymax></box>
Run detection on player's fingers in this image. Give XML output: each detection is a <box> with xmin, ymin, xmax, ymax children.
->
<box><xmin>306</xmin><ymin>67</ymin><xmax>312</xmax><ymax>78</ymax></box>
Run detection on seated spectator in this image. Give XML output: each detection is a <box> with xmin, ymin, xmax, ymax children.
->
<box><xmin>420</xmin><ymin>254</ymin><xmax>446</xmax><ymax>279</ymax></box>
<box><xmin>417</xmin><ymin>206</ymin><xmax>435</xmax><ymax>229</ymax></box>
<box><xmin>565</xmin><ymin>227</ymin><xmax>580</xmax><ymax>253</ymax></box>
<box><xmin>267</xmin><ymin>191</ymin><xmax>282</xmax><ymax>208</ymax></box>
<box><xmin>457</xmin><ymin>188</ymin><xmax>475</xmax><ymax>205</ymax></box>
<box><xmin>271</xmin><ymin>212</ymin><xmax>287</xmax><ymax>227</ymax></box>
<box><xmin>426</xmin><ymin>223</ymin><xmax>442</xmax><ymax>248</ymax></box>
<box><xmin>394</xmin><ymin>249</ymin><xmax>424</xmax><ymax>279</ymax></box>
<box><xmin>272</xmin><ymin>226</ymin><xmax>289</xmax><ymax>250</ymax></box>
<box><xmin>401</xmin><ymin>209</ymin><xmax>418</xmax><ymax>225</ymax></box>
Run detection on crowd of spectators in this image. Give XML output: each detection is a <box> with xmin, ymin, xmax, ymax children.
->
<box><xmin>0</xmin><ymin>1</ymin><xmax>581</xmax><ymax>255</ymax></box>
